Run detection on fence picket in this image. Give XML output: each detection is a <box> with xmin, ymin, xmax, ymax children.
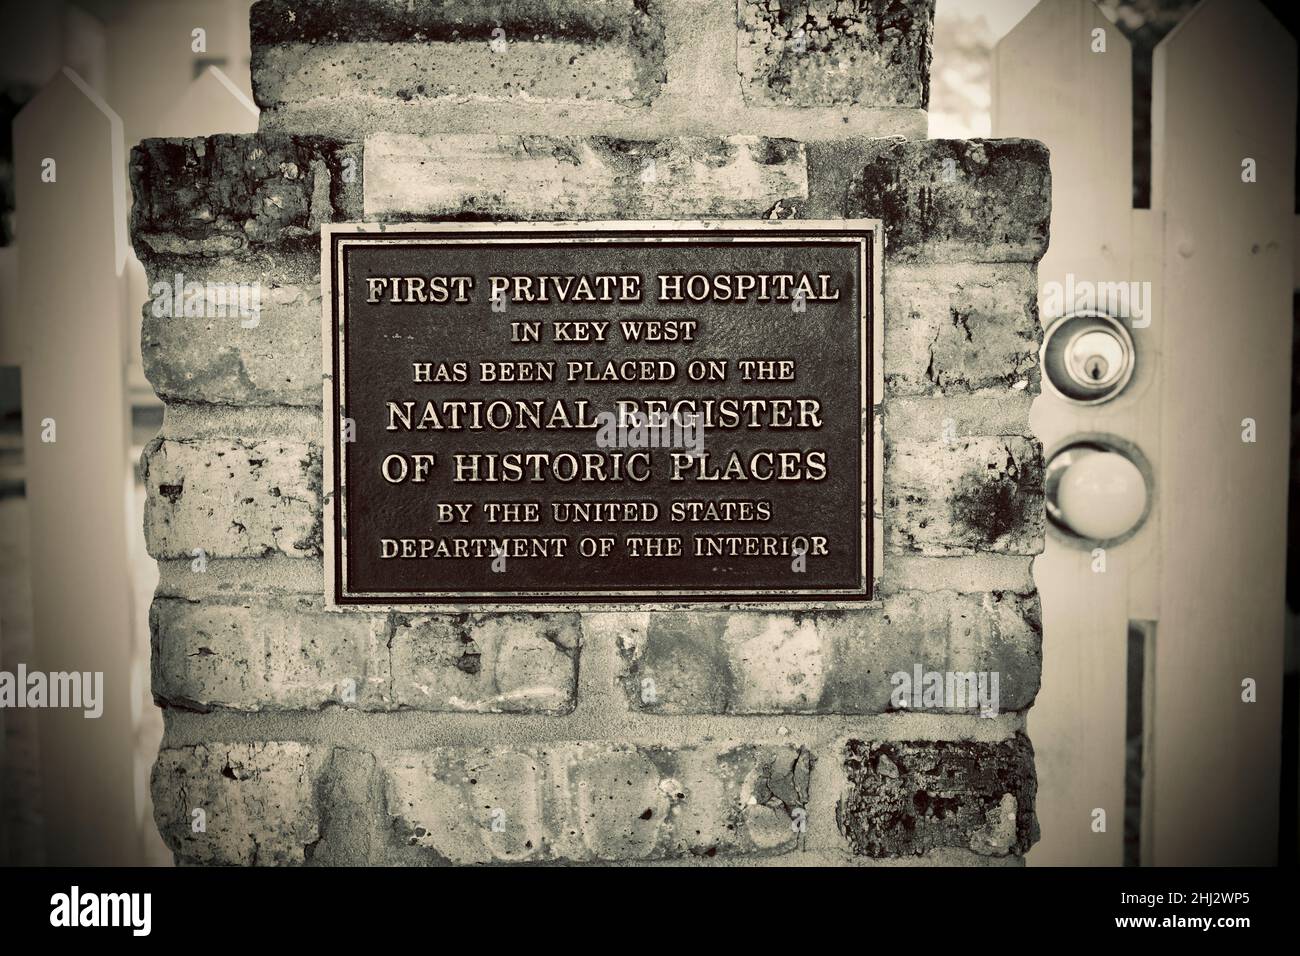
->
<box><xmin>993</xmin><ymin>0</ymin><xmax>1137</xmax><ymax>867</ymax></box>
<box><xmin>157</xmin><ymin>64</ymin><xmax>258</xmax><ymax>136</ymax></box>
<box><xmin>1151</xmin><ymin>0</ymin><xmax>1295</xmax><ymax>865</ymax></box>
<box><xmin>13</xmin><ymin>67</ymin><xmax>141</xmax><ymax>865</ymax></box>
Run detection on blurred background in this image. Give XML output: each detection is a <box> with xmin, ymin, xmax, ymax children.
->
<box><xmin>0</xmin><ymin>0</ymin><xmax>258</xmax><ymax>866</ymax></box>
<box><xmin>0</xmin><ymin>0</ymin><xmax>1295</xmax><ymax>866</ymax></box>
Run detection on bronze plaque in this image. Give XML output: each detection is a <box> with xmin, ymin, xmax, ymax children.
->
<box><xmin>323</xmin><ymin>221</ymin><xmax>881</xmax><ymax>606</ymax></box>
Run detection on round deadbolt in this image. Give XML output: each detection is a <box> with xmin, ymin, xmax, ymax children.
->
<box><xmin>1041</xmin><ymin>312</ymin><xmax>1136</xmax><ymax>404</ymax></box>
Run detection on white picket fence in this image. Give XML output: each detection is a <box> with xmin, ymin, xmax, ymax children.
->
<box><xmin>0</xmin><ymin>62</ymin><xmax>256</xmax><ymax>864</ymax></box>
<box><xmin>994</xmin><ymin>0</ymin><xmax>1296</xmax><ymax>865</ymax></box>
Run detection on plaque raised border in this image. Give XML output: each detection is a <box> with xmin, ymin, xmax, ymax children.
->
<box><xmin>323</xmin><ymin>220</ymin><xmax>884</xmax><ymax>610</ymax></box>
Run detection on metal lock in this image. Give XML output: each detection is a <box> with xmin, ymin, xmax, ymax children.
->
<box><xmin>1040</xmin><ymin>311</ymin><xmax>1136</xmax><ymax>404</ymax></box>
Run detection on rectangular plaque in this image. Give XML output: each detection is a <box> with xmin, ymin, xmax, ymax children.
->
<box><xmin>324</xmin><ymin>220</ymin><xmax>882</xmax><ymax>607</ymax></box>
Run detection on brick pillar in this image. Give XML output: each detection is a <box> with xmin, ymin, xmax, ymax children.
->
<box><xmin>129</xmin><ymin>0</ymin><xmax>1050</xmax><ymax>865</ymax></box>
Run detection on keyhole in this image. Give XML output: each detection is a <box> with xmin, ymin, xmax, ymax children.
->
<box><xmin>1045</xmin><ymin>314</ymin><xmax>1135</xmax><ymax>403</ymax></box>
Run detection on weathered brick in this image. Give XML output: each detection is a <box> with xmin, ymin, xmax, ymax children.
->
<box><xmin>883</xmin><ymin>262</ymin><xmax>1041</xmax><ymax>395</ymax></box>
<box><xmin>385</xmin><ymin>742</ymin><xmax>812</xmax><ymax>863</ymax></box>
<box><xmin>738</xmin><ymin>0</ymin><xmax>935</xmax><ymax>108</ymax></box>
<box><xmin>363</xmin><ymin>133</ymin><xmax>807</xmax><ymax>219</ymax></box>
<box><xmin>616</xmin><ymin>591</ymin><xmax>1040</xmax><ymax>714</ymax></box>
<box><xmin>886</xmin><ymin>437</ymin><xmax>1044</xmax><ymax>556</ymax></box>
<box><xmin>139</xmin><ymin>252</ymin><xmax>323</xmax><ymax>406</ymax></box>
<box><xmin>388</xmin><ymin>612</ymin><xmax>578</xmax><ymax>713</ymax></box>
<box><xmin>836</xmin><ymin>735</ymin><xmax>1037</xmax><ymax>857</ymax></box>
<box><xmin>150</xmin><ymin>597</ymin><xmax>388</xmax><ymax>711</ymax></box>
<box><xmin>141</xmin><ymin>437</ymin><xmax>320</xmax><ymax>560</ymax></box>
<box><xmin>150</xmin><ymin>599</ymin><xmax>579</xmax><ymax>713</ymax></box>
<box><xmin>847</xmin><ymin>139</ymin><xmax>1050</xmax><ymax>262</ymax></box>
<box><xmin>152</xmin><ymin>742</ymin><xmax>323</xmax><ymax>865</ymax></box>
<box><xmin>251</xmin><ymin>0</ymin><xmax>667</xmax><ymax>122</ymax></box>
<box><xmin>130</xmin><ymin>135</ymin><xmax>346</xmax><ymax>257</ymax></box>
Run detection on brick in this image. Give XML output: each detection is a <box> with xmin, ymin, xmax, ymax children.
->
<box><xmin>139</xmin><ymin>252</ymin><xmax>323</xmax><ymax>406</ymax></box>
<box><xmin>363</xmin><ymin>133</ymin><xmax>807</xmax><ymax>220</ymax></box>
<box><xmin>836</xmin><ymin>735</ymin><xmax>1038</xmax><ymax>857</ymax></box>
<box><xmin>385</xmin><ymin>742</ymin><xmax>812</xmax><ymax>863</ymax></box>
<box><xmin>152</xmin><ymin>742</ymin><xmax>323</xmax><ymax>865</ymax></box>
<box><xmin>141</xmin><ymin>437</ymin><xmax>320</xmax><ymax>560</ymax></box>
<box><xmin>251</xmin><ymin>0</ymin><xmax>667</xmax><ymax>120</ymax></box>
<box><xmin>738</xmin><ymin>0</ymin><xmax>935</xmax><ymax>108</ymax></box>
<box><xmin>130</xmin><ymin>135</ymin><xmax>346</xmax><ymax>257</ymax></box>
<box><xmin>847</xmin><ymin>138</ymin><xmax>1050</xmax><ymax>262</ymax></box>
<box><xmin>616</xmin><ymin>591</ymin><xmax>1040</xmax><ymax>714</ymax></box>
<box><xmin>150</xmin><ymin>597</ymin><xmax>389</xmax><ymax>711</ymax></box>
<box><xmin>150</xmin><ymin>599</ymin><xmax>579</xmax><ymax>713</ymax></box>
<box><xmin>883</xmin><ymin>262</ymin><xmax>1041</xmax><ymax>395</ymax></box>
<box><xmin>886</xmin><ymin>437</ymin><xmax>1044</xmax><ymax>556</ymax></box>
<box><xmin>388</xmin><ymin>612</ymin><xmax>578</xmax><ymax>713</ymax></box>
